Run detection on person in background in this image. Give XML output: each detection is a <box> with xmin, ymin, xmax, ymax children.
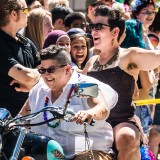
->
<box><xmin>82</xmin><ymin>5</ymin><xmax>160</xmax><ymax>160</ymax></box>
<box><xmin>148</xmin><ymin>7</ymin><xmax>160</xmax><ymax>159</ymax></box>
<box><xmin>25</xmin><ymin>8</ymin><xmax>53</xmax><ymax>51</ymax></box>
<box><xmin>50</xmin><ymin>5</ymin><xmax>73</xmax><ymax>31</ymax></box>
<box><xmin>19</xmin><ymin>45</ymin><xmax>118</xmax><ymax>160</ymax></box>
<box><xmin>85</xmin><ymin>0</ymin><xmax>106</xmax><ymax>34</ymax></box>
<box><xmin>43</xmin><ymin>30</ymin><xmax>71</xmax><ymax>53</ymax></box>
<box><xmin>25</xmin><ymin>0</ymin><xmax>42</xmax><ymax>11</ymax></box>
<box><xmin>69</xmin><ymin>33</ymin><xmax>91</xmax><ymax>71</ymax></box>
<box><xmin>148</xmin><ymin>7</ymin><xmax>160</xmax><ymax>49</ymax></box>
<box><xmin>48</xmin><ymin>0</ymin><xmax>69</xmax><ymax>11</ymax></box>
<box><xmin>64</xmin><ymin>12</ymin><xmax>87</xmax><ymax>32</ymax></box>
<box><xmin>131</xmin><ymin>0</ymin><xmax>158</xmax><ymax>137</ymax></box>
<box><xmin>121</xmin><ymin>19</ymin><xmax>154</xmax><ymax>135</ymax></box>
<box><xmin>0</xmin><ymin>0</ymin><xmax>40</xmax><ymax>117</ymax></box>
<box><xmin>131</xmin><ymin>0</ymin><xmax>156</xmax><ymax>50</ymax></box>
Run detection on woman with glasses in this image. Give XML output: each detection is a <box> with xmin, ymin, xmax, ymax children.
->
<box><xmin>131</xmin><ymin>0</ymin><xmax>156</xmax><ymax>50</ymax></box>
<box><xmin>82</xmin><ymin>5</ymin><xmax>160</xmax><ymax>160</ymax></box>
<box><xmin>25</xmin><ymin>8</ymin><xmax>53</xmax><ymax>51</ymax></box>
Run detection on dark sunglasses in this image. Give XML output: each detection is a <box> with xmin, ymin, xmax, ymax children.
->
<box><xmin>88</xmin><ymin>23</ymin><xmax>110</xmax><ymax>31</ymax></box>
<box><xmin>38</xmin><ymin>65</ymin><xmax>67</xmax><ymax>74</ymax></box>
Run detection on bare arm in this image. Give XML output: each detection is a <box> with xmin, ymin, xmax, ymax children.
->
<box><xmin>8</xmin><ymin>64</ymin><xmax>40</xmax><ymax>87</ymax></box>
<box><xmin>129</xmin><ymin>47</ymin><xmax>160</xmax><ymax>71</ymax></box>
<box><xmin>72</xmin><ymin>89</ymin><xmax>109</xmax><ymax>125</ymax></box>
<box><xmin>139</xmin><ymin>71</ymin><xmax>153</xmax><ymax>91</ymax></box>
<box><xmin>18</xmin><ymin>99</ymin><xmax>31</xmax><ymax>116</ymax></box>
<box><xmin>87</xmin><ymin>89</ymin><xmax>109</xmax><ymax>119</ymax></box>
<box><xmin>132</xmin><ymin>82</ymin><xmax>139</xmax><ymax>100</ymax></box>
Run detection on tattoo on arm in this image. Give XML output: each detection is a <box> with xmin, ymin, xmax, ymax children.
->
<box><xmin>17</xmin><ymin>67</ymin><xmax>23</xmax><ymax>71</ymax></box>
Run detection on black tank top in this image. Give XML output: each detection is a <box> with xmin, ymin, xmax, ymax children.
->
<box><xmin>88</xmin><ymin>66</ymin><xmax>135</xmax><ymax>122</ymax></box>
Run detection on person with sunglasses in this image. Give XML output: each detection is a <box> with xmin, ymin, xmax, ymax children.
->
<box><xmin>19</xmin><ymin>45</ymin><xmax>118</xmax><ymax>160</ymax></box>
<box><xmin>0</xmin><ymin>0</ymin><xmax>41</xmax><ymax>117</ymax></box>
<box><xmin>82</xmin><ymin>5</ymin><xmax>160</xmax><ymax>160</ymax></box>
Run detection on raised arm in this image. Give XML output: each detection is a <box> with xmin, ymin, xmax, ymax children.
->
<box><xmin>128</xmin><ymin>47</ymin><xmax>160</xmax><ymax>71</ymax></box>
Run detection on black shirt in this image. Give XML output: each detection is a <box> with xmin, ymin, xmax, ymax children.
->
<box><xmin>0</xmin><ymin>29</ymin><xmax>40</xmax><ymax>117</ymax></box>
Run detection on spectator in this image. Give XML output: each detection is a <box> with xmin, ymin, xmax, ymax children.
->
<box><xmin>148</xmin><ymin>7</ymin><xmax>160</xmax><ymax>49</ymax></box>
<box><xmin>69</xmin><ymin>33</ymin><xmax>91</xmax><ymax>70</ymax></box>
<box><xmin>0</xmin><ymin>0</ymin><xmax>40</xmax><ymax>117</ymax></box>
<box><xmin>25</xmin><ymin>0</ymin><xmax>42</xmax><ymax>11</ymax></box>
<box><xmin>64</xmin><ymin>12</ymin><xmax>87</xmax><ymax>32</ymax></box>
<box><xmin>25</xmin><ymin>8</ymin><xmax>53</xmax><ymax>51</ymax></box>
<box><xmin>48</xmin><ymin>0</ymin><xmax>69</xmax><ymax>11</ymax></box>
<box><xmin>50</xmin><ymin>5</ymin><xmax>73</xmax><ymax>31</ymax></box>
<box><xmin>85</xmin><ymin>0</ymin><xmax>105</xmax><ymax>33</ymax></box>
<box><xmin>43</xmin><ymin>30</ymin><xmax>71</xmax><ymax>53</ymax></box>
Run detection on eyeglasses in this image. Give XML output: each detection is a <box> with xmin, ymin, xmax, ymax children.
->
<box><xmin>38</xmin><ymin>65</ymin><xmax>67</xmax><ymax>74</ymax></box>
<box><xmin>20</xmin><ymin>7</ymin><xmax>29</xmax><ymax>14</ymax></box>
<box><xmin>88</xmin><ymin>23</ymin><xmax>110</xmax><ymax>31</ymax></box>
<box><xmin>140</xmin><ymin>11</ymin><xmax>156</xmax><ymax>15</ymax></box>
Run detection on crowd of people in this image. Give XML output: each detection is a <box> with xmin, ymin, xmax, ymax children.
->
<box><xmin>0</xmin><ymin>0</ymin><xmax>160</xmax><ymax>160</ymax></box>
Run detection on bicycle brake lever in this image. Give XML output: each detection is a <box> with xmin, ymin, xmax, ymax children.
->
<box><xmin>84</xmin><ymin>119</ymin><xmax>96</xmax><ymax>126</ymax></box>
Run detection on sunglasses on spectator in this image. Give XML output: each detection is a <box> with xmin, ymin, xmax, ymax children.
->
<box><xmin>140</xmin><ymin>11</ymin><xmax>156</xmax><ymax>15</ymax></box>
<box><xmin>88</xmin><ymin>23</ymin><xmax>110</xmax><ymax>31</ymax></box>
<box><xmin>38</xmin><ymin>65</ymin><xmax>67</xmax><ymax>74</ymax></box>
<box><xmin>20</xmin><ymin>7</ymin><xmax>29</xmax><ymax>14</ymax></box>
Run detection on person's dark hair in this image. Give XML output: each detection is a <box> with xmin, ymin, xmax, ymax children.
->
<box><xmin>149</xmin><ymin>7</ymin><xmax>160</xmax><ymax>33</ymax></box>
<box><xmin>50</xmin><ymin>5</ymin><xmax>73</xmax><ymax>25</ymax></box>
<box><xmin>94</xmin><ymin>5</ymin><xmax>125</xmax><ymax>42</ymax></box>
<box><xmin>0</xmin><ymin>0</ymin><xmax>21</xmax><ymax>27</ymax></box>
<box><xmin>64</xmin><ymin>12</ymin><xmax>86</xmax><ymax>28</ymax></box>
<box><xmin>121</xmin><ymin>19</ymin><xmax>146</xmax><ymax>48</ymax></box>
<box><xmin>69</xmin><ymin>34</ymin><xmax>90</xmax><ymax>69</ymax></box>
<box><xmin>25</xmin><ymin>0</ymin><xmax>35</xmax><ymax>6</ymax></box>
<box><xmin>131</xmin><ymin>0</ymin><xmax>155</xmax><ymax>19</ymax></box>
<box><xmin>39</xmin><ymin>45</ymin><xmax>71</xmax><ymax>65</ymax></box>
<box><xmin>123</xmin><ymin>0</ymin><xmax>132</xmax><ymax>5</ymax></box>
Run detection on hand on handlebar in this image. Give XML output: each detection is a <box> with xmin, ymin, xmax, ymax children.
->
<box><xmin>70</xmin><ymin>110</ymin><xmax>95</xmax><ymax>126</ymax></box>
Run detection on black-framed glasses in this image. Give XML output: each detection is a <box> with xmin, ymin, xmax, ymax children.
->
<box><xmin>38</xmin><ymin>65</ymin><xmax>67</xmax><ymax>74</ymax></box>
<box><xmin>88</xmin><ymin>23</ymin><xmax>110</xmax><ymax>31</ymax></box>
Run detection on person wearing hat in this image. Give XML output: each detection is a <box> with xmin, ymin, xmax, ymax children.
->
<box><xmin>43</xmin><ymin>30</ymin><xmax>71</xmax><ymax>53</ymax></box>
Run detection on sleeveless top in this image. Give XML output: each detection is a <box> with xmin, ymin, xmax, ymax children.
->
<box><xmin>88</xmin><ymin>66</ymin><xmax>135</xmax><ymax>122</ymax></box>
